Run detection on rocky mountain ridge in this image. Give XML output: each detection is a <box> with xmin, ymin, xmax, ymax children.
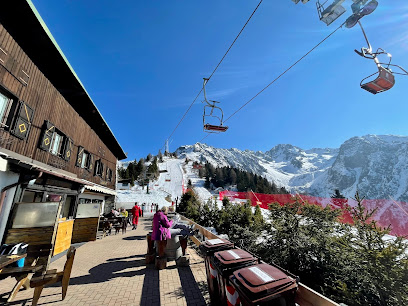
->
<box><xmin>176</xmin><ymin>135</ymin><xmax>408</xmax><ymax>201</ymax></box>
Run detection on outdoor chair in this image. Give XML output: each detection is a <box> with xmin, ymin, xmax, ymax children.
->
<box><xmin>0</xmin><ymin>244</ymin><xmax>51</xmax><ymax>302</ymax></box>
<box><xmin>29</xmin><ymin>246</ymin><xmax>76</xmax><ymax>306</ymax></box>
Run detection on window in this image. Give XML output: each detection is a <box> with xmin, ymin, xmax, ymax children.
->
<box><xmin>81</xmin><ymin>151</ymin><xmax>89</xmax><ymax>168</ymax></box>
<box><xmin>50</xmin><ymin>131</ymin><xmax>64</xmax><ymax>156</ymax></box>
<box><xmin>39</xmin><ymin>121</ymin><xmax>72</xmax><ymax>161</ymax></box>
<box><xmin>106</xmin><ymin>168</ymin><xmax>113</xmax><ymax>181</ymax></box>
<box><xmin>76</xmin><ymin>146</ymin><xmax>93</xmax><ymax>170</ymax></box>
<box><xmin>0</xmin><ymin>91</ymin><xmax>13</xmax><ymax>128</ymax></box>
<box><xmin>94</xmin><ymin>159</ymin><xmax>104</xmax><ymax>177</ymax></box>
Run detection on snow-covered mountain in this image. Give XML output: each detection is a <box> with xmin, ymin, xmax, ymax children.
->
<box><xmin>176</xmin><ymin>135</ymin><xmax>408</xmax><ymax>201</ymax></box>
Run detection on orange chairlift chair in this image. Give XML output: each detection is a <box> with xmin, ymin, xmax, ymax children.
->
<box><xmin>353</xmin><ymin>20</ymin><xmax>407</xmax><ymax>94</ymax></box>
<box><xmin>202</xmin><ymin>78</ymin><xmax>228</xmax><ymax>133</ymax></box>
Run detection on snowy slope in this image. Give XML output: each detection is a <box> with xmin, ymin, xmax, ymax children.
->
<box><xmin>116</xmin><ymin>156</ymin><xmax>214</xmax><ymax>208</ymax></box>
<box><xmin>176</xmin><ymin>142</ymin><xmax>338</xmax><ymax>196</ymax></box>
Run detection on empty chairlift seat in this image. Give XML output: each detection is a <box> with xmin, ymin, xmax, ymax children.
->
<box><xmin>317</xmin><ymin>0</ymin><xmax>346</xmax><ymax>26</ymax></box>
<box><xmin>361</xmin><ymin>66</ymin><xmax>395</xmax><ymax>94</ymax></box>
<box><xmin>204</xmin><ymin>124</ymin><xmax>229</xmax><ymax>132</ymax></box>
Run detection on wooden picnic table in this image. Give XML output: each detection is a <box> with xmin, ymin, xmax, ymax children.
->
<box><xmin>0</xmin><ymin>254</ymin><xmax>27</xmax><ymax>270</ymax></box>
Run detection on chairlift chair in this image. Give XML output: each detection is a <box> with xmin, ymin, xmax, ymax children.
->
<box><xmin>361</xmin><ymin>66</ymin><xmax>395</xmax><ymax>94</ymax></box>
<box><xmin>316</xmin><ymin>0</ymin><xmax>346</xmax><ymax>26</ymax></box>
<box><xmin>202</xmin><ymin>78</ymin><xmax>228</xmax><ymax>133</ymax></box>
<box><xmin>292</xmin><ymin>0</ymin><xmax>310</xmax><ymax>4</ymax></box>
<box><xmin>345</xmin><ymin>0</ymin><xmax>378</xmax><ymax>28</ymax></box>
<box><xmin>354</xmin><ymin>21</ymin><xmax>407</xmax><ymax>94</ymax></box>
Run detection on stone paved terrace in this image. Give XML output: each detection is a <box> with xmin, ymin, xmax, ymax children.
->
<box><xmin>0</xmin><ymin>214</ymin><xmax>210</xmax><ymax>306</ymax></box>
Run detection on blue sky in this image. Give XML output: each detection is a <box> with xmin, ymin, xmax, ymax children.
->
<box><xmin>31</xmin><ymin>0</ymin><xmax>408</xmax><ymax>161</ymax></box>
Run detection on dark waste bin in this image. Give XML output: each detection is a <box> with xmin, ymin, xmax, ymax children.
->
<box><xmin>199</xmin><ymin>238</ymin><xmax>234</xmax><ymax>304</ymax></box>
<box><xmin>213</xmin><ymin>248</ymin><xmax>258</xmax><ymax>306</ymax></box>
<box><xmin>229</xmin><ymin>263</ymin><xmax>298</xmax><ymax>305</ymax></box>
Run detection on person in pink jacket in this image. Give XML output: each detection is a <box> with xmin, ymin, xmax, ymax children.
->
<box><xmin>152</xmin><ymin>206</ymin><xmax>173</xmax><ymax>258</ymax></box>
<box><xmin>152</xmin><ymin>206</ymin><xmax>173</xmax><ymax>241</ymax></box>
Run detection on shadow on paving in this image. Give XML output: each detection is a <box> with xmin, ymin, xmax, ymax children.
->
<box><xmin>172</xmin><ymin>265</ymin><xmax>207</xmax><ymax>305</ymax></box>
<box><xmin>0</xmin><ymin>292</ymin><xmax>61</xmax><ymax>305</ymax></box>
<box><xmin>68</xmin><ymin>258</ymin><xmax>147</xmax><ymax>285</ymax></box>
<box><xmin>140</xmin><ymin>264</ymin><xmax>160</xmax><ymax>306</ymax></box>
<box><xmin>123</xmin><ymin>235</ymin><xmax>146</xmax><ymax>241</ymax></box>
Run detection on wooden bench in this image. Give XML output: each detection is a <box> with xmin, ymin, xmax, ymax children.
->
<box><xmin>0</xmin><ymin>244</ymin><xmax>52</xmax><ymax>302</ymax></box>
<box><xmin>30</xmin><ymin>246</ymin><xmax>76</xmax><ymax>306</ymax></box>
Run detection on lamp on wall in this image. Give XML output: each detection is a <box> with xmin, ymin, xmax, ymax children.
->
<box><xmin>78</xmin><ymin>185</ymin><xmax>86</xmax><ymax>194</ymax></box>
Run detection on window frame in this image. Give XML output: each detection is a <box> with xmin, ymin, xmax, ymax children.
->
<box><xmin>49</xmin><ymin>129</ymin><xmax>66</xmax><ymax>157</ymax></box>
<box><xmin>0</xmin><ymin>87</ymin><xmax>17</xmax><ymax>129</ymax></box>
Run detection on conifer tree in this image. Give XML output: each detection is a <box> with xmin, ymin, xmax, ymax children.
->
<box><xmin>158</xmin><ymin>150</ymin><xmax>163</xmax><ymax>163</ymax></box>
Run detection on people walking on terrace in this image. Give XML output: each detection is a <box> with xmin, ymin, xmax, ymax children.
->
<box><xmin>131</xmin><ymin>203</ymin><xmax>140</xmax><ymax>230</ymax></box>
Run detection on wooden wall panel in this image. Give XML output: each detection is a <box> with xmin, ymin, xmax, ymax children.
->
<box><xmin>5</xmin><ymin>227</ymin><xmax>54</xmax><ymax>245</ymax></box>
<box><xmin>71</xmin><ymin>217</ymin><xmax>99</xmax><ymax>243</ymax></box>
<box><xmin>0</xmin><ymin>24</ymin><xmax>118</xmax><ymax>188</ymax></box>
<box><xmin>54</xmin><ymin>219</ymin><xmax>74</xmax><ymax>256</ymax></box>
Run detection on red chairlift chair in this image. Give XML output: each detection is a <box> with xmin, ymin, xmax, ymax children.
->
<box><xmin>202</xmin><ymin>78</ymin><xmax>229</xmax><ymax>133</ymax></box>
<box><xmin>360</xmin><ymin>66</ymin><xmax>395</xmax><ymax>94</ymax></box>
<box><xmin>354</xmin><ymin>20</ymin><xmax>407</xmax><ymax>94</ymax></box>
<box><xmin>203</xmin><ymin>124</ymin><xmax>228</xmax><ymax>132</ymax></box>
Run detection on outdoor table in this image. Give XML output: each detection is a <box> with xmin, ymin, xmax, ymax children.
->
<box><xmin>0</xmin><ymin>254</ymin><xmax>27</xmax><ymax>270</ymax></box>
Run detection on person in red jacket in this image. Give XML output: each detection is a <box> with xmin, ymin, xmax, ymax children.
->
<box><xmin>131</xmin><ymin>203</ymin><xmax>140</xmax><ymax>230</ymax></box>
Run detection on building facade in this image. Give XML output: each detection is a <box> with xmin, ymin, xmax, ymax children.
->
<box><xmin>0</xmin><ymin>0</ymin><xmax>126</xmax><ymax>250</ymax></box>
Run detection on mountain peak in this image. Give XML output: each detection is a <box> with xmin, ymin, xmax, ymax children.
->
<box><xmin>176</xmin><ymin>134</ymin><xmax>408</xmax><ymax>201</ymax></box>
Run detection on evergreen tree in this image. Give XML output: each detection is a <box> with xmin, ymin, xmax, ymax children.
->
<box><xmin>146</xmin><ymin>153</ymin><xmax>152</xmax><ymax>162</ymax></box>
<box><xmin>135</xmin><ymin>158</ymin><xmax>145</xmax><ymax>178</ymax></box>
<box><xmin>204</xmin><ymin>176</ymin><xmax>211</xmax><ymax>189</ymax></box>
<box><xmin>158</xmin><ymin>150</ymin><xmax>163</xmax><ymax>163</ymax></box>
<box><xmin>332</xmin><ymin>192</ymin><xmax>408</xmax><ymax>305</ymax></box>
<box><xmin>178</xmin><ymin>189</ymin><xmax>201</xmax><ymax>221</ymax></box>
<box><xmin>198</xmin><ymin>167</ymin><xmax>206</xmax><ymax>178</ymax></box>
<box><xmin>222</xmin><ymin>196</ymin><xmax>231</xmax><ymax>208</ymax></box>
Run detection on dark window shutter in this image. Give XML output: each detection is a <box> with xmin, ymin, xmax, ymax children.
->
<box><xmin>76</xmin><ymin>146</ymin><xmax>84</xmax><ymax>167</ymax></box>
<box><xmin>39</xmin><ymin>120</ymin><xmax>55</xmax><ymax>151</ymax></box>
<box><xmin>88</xmin><ymin>153</ymin><xmax>94</xmax><ymax>172</ymax></box>
<box><xmin>63</xmin><ymin>138</ymin><xmax>74</xmax><ymax>161</ymax></box>
<box><xmin>94</xmin><ymin>159</ymin><xmax>99</xmax><ymax>176</ymax></box>
<box><xmin>100</xmin><ymin>162</ymin><xmax>104</xmax><ymax>178</ymax></box>
<box><xmin>11</xmin><ymin>101</ymin><xmax>34</xmax><ymax>140</ymax></box>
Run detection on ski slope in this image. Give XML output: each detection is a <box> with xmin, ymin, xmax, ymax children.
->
<box><xmin>116</xmin><ymin>156</ymin><xmax>213</xmax><ymax>209</ymax></box>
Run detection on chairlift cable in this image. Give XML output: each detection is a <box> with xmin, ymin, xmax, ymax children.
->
<box><xmin>198</xmin><ymin>22</ymin><xmax>344</xmax><ymax>143</ymax></box>
<box><xmin>207</xmin><ymin>0</ymin><xmax>264</xmax><ymax>81</ymax></box>
<box><xmin>162</xmin><ymin>0</ymin><xmax>264</xmax><ymax>150</ymax></box>
<box><xmin>224</xmin><ymin>22</ymin><xmax>344</xmax><ymax>124</ymax></box>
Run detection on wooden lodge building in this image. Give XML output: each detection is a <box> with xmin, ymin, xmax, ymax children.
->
<box><xmin>0</xmin><ymin>0</ymin><xmax>127</xmax><ymax>257</ymax></box>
